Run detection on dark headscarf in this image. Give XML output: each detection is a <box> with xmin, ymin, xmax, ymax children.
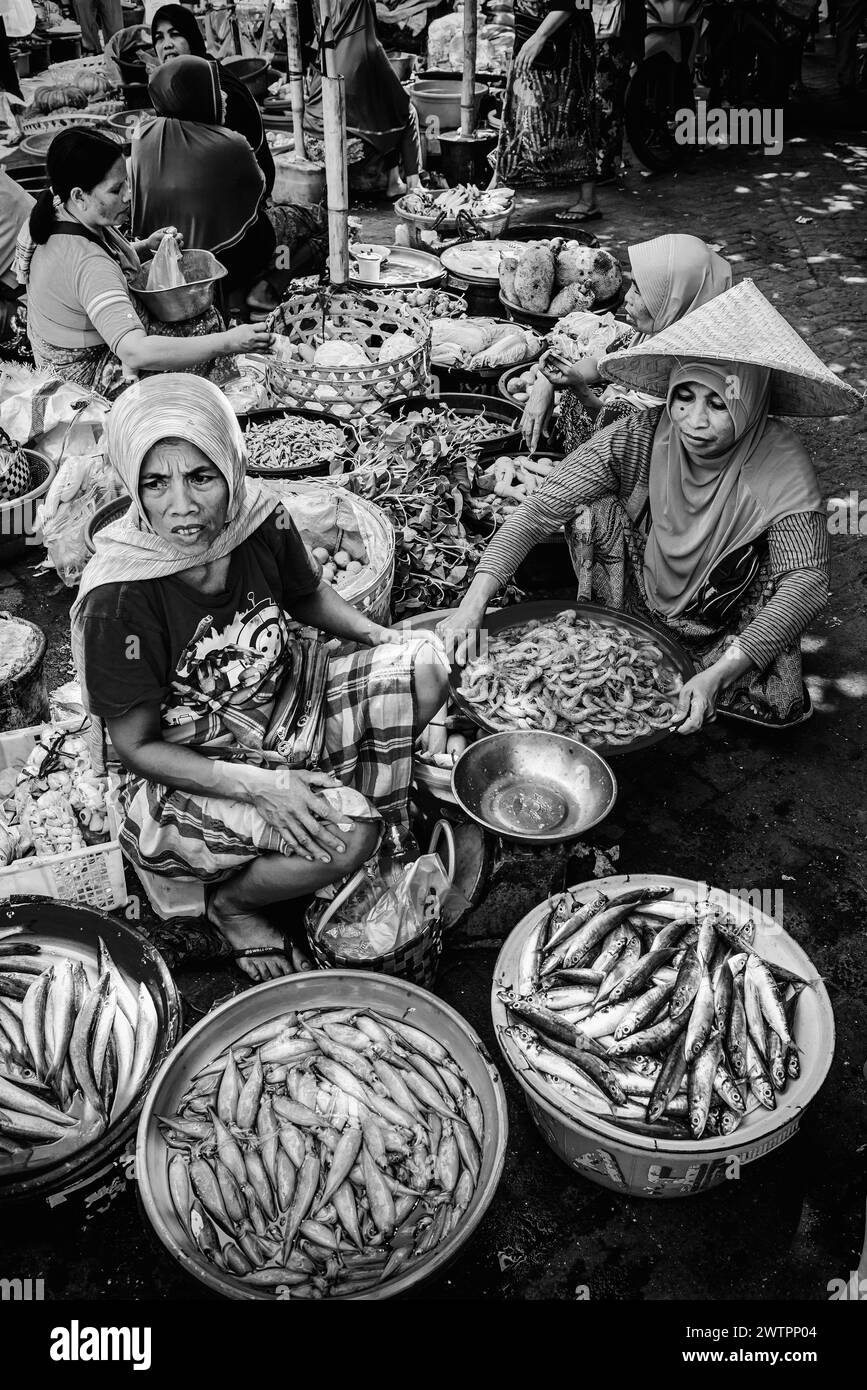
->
<box><xmin>132</xmin><ymin>57</ymin><xmax>265</xmax><ymax>256</ymax></box>
<box><xmin>150</xmin><ymin>4</ymin><xmax>273</xmax><ymax>195</ymax></box>
<box><xmin>149</xmin><ymin>4</ymin><xmax>207</xmax><ymax>57</ymax></box>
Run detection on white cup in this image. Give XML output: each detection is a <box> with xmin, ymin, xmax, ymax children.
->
<box><xmin>354</xmin><ymin>250</ymin><xmax>383</xmax><ymax>283</ymax></box>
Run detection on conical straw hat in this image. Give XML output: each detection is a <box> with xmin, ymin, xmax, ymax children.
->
<box><xmin>600</xmin><ymin>278</ymin><xmax>864</xmax><ymax>417</ymax></box>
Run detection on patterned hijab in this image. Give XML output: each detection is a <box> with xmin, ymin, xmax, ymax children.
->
<box><xmin>643</xmin><ymin>361</ymin><xmax>823</xmax><ymax>618</ymax></box>
<box><xmin>70</xmin><ymin>374</ymin><xmax>280</xmax><ymax>709</ymax></box>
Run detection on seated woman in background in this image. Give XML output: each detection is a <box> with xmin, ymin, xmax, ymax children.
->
<box><xmin>15</xmin><ymin>129</ymin><xmax>270</xmax><ymax>399</ymax></box>
<box><xmin>131</xmin><ymin>57</ymin><xmax>326</xmax><ymax>315</ymax></box>
<box><xmin>522</xmin><ymin>234</ymin><xmax>733</xmax><ymax>452</ymax></box>
<box><xmin>302</xmin><ymin>0</ymin><xmax>423</xmax><ymax>199</ymax></box>
<box><xmin>72</xmin><ymin>376</ymin><xmax>449</xmax><ymax>982</ymax></box>
<box><xmin>150</xmin><ymin>4</ymin><xmax>275</xmax><ymax>197</ymax></box>
<box><xmin>440</xmin><ymin>284</ymin><xmax>859</xmax><ymax>731</ymax></box>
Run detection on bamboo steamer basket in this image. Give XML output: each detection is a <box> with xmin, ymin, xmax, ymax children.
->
<box><xmin>265</xmin><ymin>289</ymin><xmax>432</xmax><ymax>420</ymax></box>
<box><xmin>268</xmin><ymin>478</ymin><xmax>395</xmax><ymax>625</ymax></box>
<box><xmin>136</xmin><ymin>970</ymin><xmax>509</xmax><ymax>1299</ymax></box>
<box><xmin>492</xmin><ymin>874</ymin><xmax>835</xmax><ymax>1199</ymax></box>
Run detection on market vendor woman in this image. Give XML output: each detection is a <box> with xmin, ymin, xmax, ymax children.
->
<box><xmin>71</xmin><ymin>376</ymin><xmax>449</xmax><ymax>981</ymax></box>
<box><xmin>15</xmin><ymin>129</ymin><xmax>270</xmax><ymax>399</ymax></box>
<box><xmin>441</xmin><ymin>283</ymin><xmax>863</xmax><ymax>731</ymax></box>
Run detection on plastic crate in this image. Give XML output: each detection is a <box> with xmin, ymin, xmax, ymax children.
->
<box><xmin>0</xmin><ymin>724</ymin><xmax>126</xmax><ymax>912</ymax></box>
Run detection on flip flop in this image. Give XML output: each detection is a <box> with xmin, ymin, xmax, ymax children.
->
<box><xmin>230</xmin><ymin>945</ymin><xmax>292</xmax><ymax>962</ymax></box>
<box><xmin>555</xmin><ymin>206</ymin><xmax>603</xmax><ymax>224</ymax></box>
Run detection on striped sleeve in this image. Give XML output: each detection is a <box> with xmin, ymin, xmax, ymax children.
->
<box><xmin>737</xmin><ymin>512</ymin><xmax>830</xmax><ymax>671</ymax></box>
<box><xmin>71</xmin><ymin>248</ymin><xmax>143</xmax><ymax>354</ymax></box>
<box><xmin>476</xmin><ymin>409</ymin><xmax>661</xmax><ymax>587</ymax></box>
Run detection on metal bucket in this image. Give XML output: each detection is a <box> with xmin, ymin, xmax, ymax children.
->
<box><xmin>136</xmin><ymin>970</ymin><xmax>509</xmax><ymax>1298</ymax></box>
<box><xmin>129</xmin><ymin>249</ymin><xmax>226</xmax><ymax>324</ymax></box>
<box><xmin>492</xmin><ymin>874</ymin><xmax>836</xmax><ymax>1198</ymax></box>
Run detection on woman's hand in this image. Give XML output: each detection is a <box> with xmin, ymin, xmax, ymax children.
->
<box><xmin>248</xmin><ymin>768</ymin><xmax>350</xmax><ymax>862</ymax></box>
<box><xmin>521</xmin><ymin>375</ymin><xmax>555</xmax><ymax>450</ymax></box>
<box><xmin>363</xmin><ymin>623</ymin><xmax>394</xmax><ymax>648</ymax></box>
<box><xmin>670</xmin><ymin>669</ymin><xmax>722</xmax><ymax>735</ymax></box>
<box><xmin>514</xmin><ymin>34</ymin><xmax>545</xmax><ymax>76</ymax></box>
<box><xmin>227</xmin><ymin>322</ymin><xmax>274</xmax><ymax>354</ymax></box>
<box><xmin>143</xmin><ymin>225</ymin><xmax>184</xmax><ymax>255</ymax></box>
<box><xmin>437</xmin><ymin>600</ymin><xmax>485</xmax><ymax>668</ymax></box>
<box><xmin>541</xmin><ymin>350</ymin><xmax>598</xmax><ymax>393</ymax></box>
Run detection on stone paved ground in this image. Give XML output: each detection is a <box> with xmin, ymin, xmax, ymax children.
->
<box><xmin>2</xmin><ymin>34</ymin><xmax>866</xmax><ymax>1301</ymax></box>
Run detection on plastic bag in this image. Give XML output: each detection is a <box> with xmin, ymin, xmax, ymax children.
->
<box><xmin>0</xmin><ymin>368</ymin><xmax>110</xmax><ymax>460</ymax></box>
<box><xmin>319</xmin><ymin>849</ymin><xmax>468</xmax><ymax>961</ymax></box>
<box><xmin>37</xmin><ymin>451</ymin><xmax>123</xmax><ymax>587</ymax></box>
<box><xmin>145</xmin><ymin>233</ymin><xmax>185</xmax><ymax>291</ymax></box>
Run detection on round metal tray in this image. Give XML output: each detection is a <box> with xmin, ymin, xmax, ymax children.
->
<box><xmin>350</xmin><ymin>245</ymin><xmax>444</xmax><ymax>290</ymax></box>
<box><xmin>440</xmin><ymin>239</ymin><xmax>527</xmax><ymax>286</ymax></box>
<box><xmin>449</xmin><ymin>600</ymin><xmax>695</xmax><ymax>757</ymax></box>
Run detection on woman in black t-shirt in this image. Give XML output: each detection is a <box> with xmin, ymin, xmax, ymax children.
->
<box><xmin>71</xmin><ymin>376</ymin><xmax>449</xmax><ymax>982</ymax></box>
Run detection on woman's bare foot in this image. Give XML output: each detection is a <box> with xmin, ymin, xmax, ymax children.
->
<box><xmin>386</xmin><ymin>170</ymin><xmax>407</xmax><ymax>198</ymax></box>
<box><xmin>207</xmin><ymin>883</ymin><xmax>292</xmax><ymax>983</ymax></box>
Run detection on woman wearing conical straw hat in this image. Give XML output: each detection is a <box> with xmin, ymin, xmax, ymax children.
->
<box><xmin>440</xmin><ymin>281</ymin><xmax>863</xmax><ymax>733</ymax></box>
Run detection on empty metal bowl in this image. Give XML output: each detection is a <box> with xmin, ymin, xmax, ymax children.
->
<box><xmin>451</xmin><ymin>731</ymin><xmax>617</xmax><ymax>844</ymax></box>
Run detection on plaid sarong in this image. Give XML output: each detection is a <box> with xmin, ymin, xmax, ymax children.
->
<box><xmin>113</xmin><ymin>638</ymin><xmax>426</xmax><ymax>882</ymax></box>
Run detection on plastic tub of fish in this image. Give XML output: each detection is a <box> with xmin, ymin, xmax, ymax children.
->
<box><xmin>136</xmin><ymin>971</ymin><xmax>509</xmax><ymax>1299</ymax></box>
<box><xmin>0</xmin><ymin>897</ymin><xmax>181</xmax><ymax>1203</ymax></box>
<box><xmin>491</xmin><ymin>874</ymin><xmax>835</xmax><ymax>1198</ymax></box>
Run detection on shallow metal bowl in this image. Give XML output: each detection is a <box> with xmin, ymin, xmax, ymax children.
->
<box><xmin>129</xmin><ymin>248</ymin><xmax>226</xmax><ymax>323</ymax></box>
<box><xmin>451</xmin><ymin>731</ymin><xmax>617</xmax><ymax>844</ymax></box>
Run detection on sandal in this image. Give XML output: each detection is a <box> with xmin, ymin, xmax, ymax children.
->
<box><xmin>555</xmin><ymin>205</ymin><xmax>603</xmax><ymax>224</ymax></box>
<box><xmin>716</xmin><ymin>683</ymin><xmax>814</xmax><ymax>730</ymax></box>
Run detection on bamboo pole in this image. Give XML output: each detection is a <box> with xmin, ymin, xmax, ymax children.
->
<box><xmin>460</xmin><ymin>0</ymin><xmax>478</xmax><ymax>139</ymax></box>
<box><xmin>258</xmin><ymin>0</ymin><xmax>275</xmax><ymax>57</ymax></box>
<box><xmin>318</xmin><ymin>0</ymin><xmax>349</xmax><ymax>286</ymax></box>
<box><xmin>285</xmin><ymin>0</ymin><xmax>306</xmax><ymax>160</ymax></box>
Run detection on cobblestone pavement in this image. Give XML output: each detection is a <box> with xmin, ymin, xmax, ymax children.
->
<box><xmin>2</xmin><ymin>38</ymin><xmax>866</xmax><ymax>1301</ymax></box>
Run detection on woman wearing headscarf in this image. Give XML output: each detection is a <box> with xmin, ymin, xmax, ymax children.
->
<box><xmin>16</xmin><ymin>127</ymin><xmax>271</xmax><ymax>399</ymax></box>
<box><xmin>440</xmin><ymin>281</ymin><xmax>863</xmax><ymax>730</ymax></box>
<box><xmin>71</xmin><ymin>376</ymin><xmax>449</xmax><ymax>981</ymax></box>
<box><xmin>302</xmin><ymin>0</ymin><xmax>423</xmax><ymax>200</ymax></box>
<box><xmin>131</xmin><ymin>56</ymin><xmax>325</xmax><ymax>311</ymax></box>
<box><xmin>522</xmin><ymin>234</ymin><xmax>733</xmax><ymax>452</ymax></box>
<box><xmin>150</xmin><ymin>4</ymin><xmax>275</xmax><ymax>196</ymax></box>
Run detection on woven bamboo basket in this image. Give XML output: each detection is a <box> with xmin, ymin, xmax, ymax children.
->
<box><xmin>268</xmin><ymin>477</ymin><xmax>396</xmax><ymax>624</ymax></box>
<box><xmin>264</xmin><ymin>289</ymin><xmax>432</xmax><ymax>421</ymax></box>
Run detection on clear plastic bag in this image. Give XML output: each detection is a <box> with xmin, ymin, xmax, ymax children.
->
<box><xmin>38</xmin><ymin>452</ymin><xmax>123</xmax><ymax>587</ymax></box>
<box><xmin>145</xmin><ymin>233</ymin><xmax>185</xmax><ymax>291</ymax></box>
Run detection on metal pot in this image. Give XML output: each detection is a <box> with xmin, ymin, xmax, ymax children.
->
<box><xmin>129</xmin><ymin>248</ymin><xmax>226</xmax><ymax>324</ymax></box>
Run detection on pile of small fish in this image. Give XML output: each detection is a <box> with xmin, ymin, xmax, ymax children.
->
<box><xmin>498</xmin><ymin>882</ymin><xmax>817</xmax><ymax>1141</ymax></box>
<box><xmin>0</xmin><ymin>934</ymin><xmax>158</xmax><ymax>1165</ymax></box>
<box><xmin>159</xmin><ymin>1006</ymin><xmax>485</xmax><ymax>1298</ymax></box>
<box><xmin>459</xmin><ymin>611</ymin><xmax>681</xmax><ymax>747</ymax></box>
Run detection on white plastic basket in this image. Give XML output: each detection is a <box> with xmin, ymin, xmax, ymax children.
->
<box><xmin>0</xmin><ymin>724</ymin><xmax>126</xmax><ymax>912</ymax></box>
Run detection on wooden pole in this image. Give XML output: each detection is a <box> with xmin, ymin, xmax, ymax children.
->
<box><xmin>258</xmin><ymin>0</ymin><xmax>275</xmax><ymax>57</ymax></box>
<box><xmin>285</xmin><ymin>0</ymin><xmax>306</xmax><ymax>160</ymax></box>
<box><xmin>318</xmin><ymin>0</ymin><xmax>349</xmax><ymax>286</ymax></box>
<box><xmin>460</xmin><ymin>0</ymin><xmax>478</xmax><ymax>139</ymax></box>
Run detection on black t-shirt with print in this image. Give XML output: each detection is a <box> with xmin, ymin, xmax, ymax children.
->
<box><xmin>80</xmin><ymin>509</ymin><xmax>321</xmax><ymax>721</ymax></box>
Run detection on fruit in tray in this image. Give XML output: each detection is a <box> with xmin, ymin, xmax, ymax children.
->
<box><xmin>503</xmin><ymin>362</ymin><xmax>545</xmax><ymax>404</ymax></box>
<box><xmin>431</xmin><ymin>317</ymin><xmax>541</xmax><ymax>370</ymax></box>
<box><xmin>400</xmin><ymin>184</ymin><xmax>515</xmax><ymax>221</ymax></box>
<box><xmin>500</xmin><ymin>242</ymin><xmax>622</xmax><ymax>315</ymax></box>
<box><xmin>476</xmin><ymin>453</ymin><xmax>557</xmax><ymax>515</ymax></box>
<box><xmin>416</xmin><ymin>713</ymin><xmax>475</xmax><ymax>769</ymax></box>
<box><xmin>310</xmin><ymin>536</ymin><xmax>368</xmax><ymax>589</ymax></box>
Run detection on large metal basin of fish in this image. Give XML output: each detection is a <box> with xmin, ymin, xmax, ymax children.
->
<box><xmin>451</xmin><ymin>731</ymin><xmax>617</xmax><ymax>844</ymax></box>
